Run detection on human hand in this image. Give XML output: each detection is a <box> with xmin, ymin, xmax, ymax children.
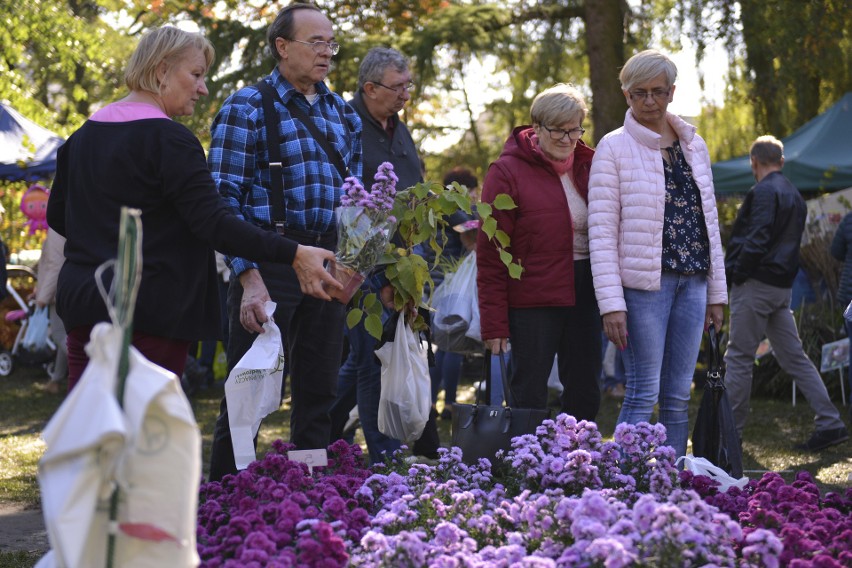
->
<box><xmin>292</xmin><ymin>245</ymin><xmax>342</xmax><ymax>301</ymax></box>
<box><xmin>238</xmin><ymin>269</ymin><xmax>272</xmax><ymax>334</ymax></box>
<box><xmin>486</xmin><ymin>338</ymin><xmax>509</xmax><ymax>354</ymax></box>
<box><xmin>602</xmin><ymin>311</ymin><xmax>628</xmax><ymax>350</ymax></box>
<box><xmin>379</xmin><ymin>284</ymin><xmax>395</xmax><ymax>309</ymax></box>
<box><xmin>705</xmin><ymin>304</ymin><xmax>724</xmax><ymax>333</ymax></box>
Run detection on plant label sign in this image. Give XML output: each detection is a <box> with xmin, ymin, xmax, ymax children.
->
<box><xmin>819</xmin><ymin>338</ymin><xmax>849</xmax><ymax>373</ymax></box>
<box><xmin>287</xmin><ymin>449</ymin><xmax>328</xmax><ymax>475</ymax></box>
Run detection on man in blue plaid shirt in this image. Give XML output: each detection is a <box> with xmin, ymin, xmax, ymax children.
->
<box><xmin>207</xmin><ymin>2</ymin><xmax>362</xmax><ymax>481</ymax></box>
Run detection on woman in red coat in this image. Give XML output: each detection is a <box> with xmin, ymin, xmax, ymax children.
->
<box><xmin>476</xmin><ymin>83</ymin><xmax>600</xmax><ymax>419</ymax></box>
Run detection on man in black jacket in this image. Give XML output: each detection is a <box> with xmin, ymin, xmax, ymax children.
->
<box><xmin>725</xmin><ymin>135</ymin><xmax>848</xmax><ymax>451</ymax></box>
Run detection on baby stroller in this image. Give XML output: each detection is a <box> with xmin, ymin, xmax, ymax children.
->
<box><xmin>0</xmin><ymin>264</ymin><xmax>56</xmax><ymax>377</ymax></box>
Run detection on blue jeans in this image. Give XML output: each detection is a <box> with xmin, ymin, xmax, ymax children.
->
<box><xmin>330</xmin><ymin>308</ymin><xmax>401</xmax><ymax>464</ymax></box>
<box><xmin>430</xmin><ymin>350</ymin><xmax>463</xmax><ymax>405</ymax></box>
<box><xmin>618</xmin><ymin>272</ymin><xmax>707</xmax><ymax>458</ymax></box>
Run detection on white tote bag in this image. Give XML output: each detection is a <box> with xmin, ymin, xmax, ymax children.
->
<box><xmin>225</xmin><ymin>301</ymin><xmax>285</xmax><ymax>470</ymax></box>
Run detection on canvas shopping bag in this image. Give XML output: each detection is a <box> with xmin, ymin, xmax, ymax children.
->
<box><xmin>225</xmin><ymin>301</ymin><xmax>285</xmax><ymax>470</ymax></box>
<box><xmin>451</xmin><ymin>351</ymin><xmax>550</xmax><ymax>465</ymax></box>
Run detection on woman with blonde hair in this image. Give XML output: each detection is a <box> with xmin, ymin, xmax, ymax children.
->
<box><xmin>477</xmin><ymin>83</ymin><xmax>601</xmax><ymax>419</ymax></box>
<box><xmin>48</xmin><ymin>25</ymin><xmax>339</xmax><ymax>389</ymax></box>
<box><xmin>588</xmin><ymin>50</ymin><xmax>727</xmax><ymax>458</ymax></box>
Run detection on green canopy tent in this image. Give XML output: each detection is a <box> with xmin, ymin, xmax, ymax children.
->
<box><xmin>712</xmin><ymin>92</ymin><xmax>852</xmax><ymax>195</ymax></box>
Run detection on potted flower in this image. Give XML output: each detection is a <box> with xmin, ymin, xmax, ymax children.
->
<box><xmin>325</xmin><ymin>162</ymin><xmax>398</xmax><ymax>303</ymax></box>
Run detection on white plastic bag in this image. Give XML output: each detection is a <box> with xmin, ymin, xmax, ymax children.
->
<box><xmin>225</xmin><ymin>301</ymin><xmax>285</xmax><ymax>470</ymax></box>
<box><xmin>375</xmin><ymin>315</ymin><xmax>431</xmax><ymax>444</ymax></box>
<box><xmin>677</xmin><ymin>454</ymin><xmax>749</xmax><ymax>492</ymax></box>
<box><xmin>432</xmin><ymin>252</ymin><xmax>481</xmax><ymax>352</ymax></box>
<box><xmin>22</xmin><ymin>305</ymin><xmax>51</xmax><ymax>356</ymax></box>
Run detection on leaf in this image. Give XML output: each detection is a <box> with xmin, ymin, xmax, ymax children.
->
<box><xmin>495</xmin><ymin>229</ymin><xmax>511</xmax><ymax>248</ymax></box>
<box><xmin>482</xmin><ymin>216</ymin><xmax>498</xmax><ymax>239</ymax></box>
<box><xmin>508</xmin><ymin>262</ymin><xmax>524</xmax><ymax>279</ymax></box>
<box><xmin>346</xmin><ymin>308</ymin><xmax>363</xmax><ymax>329</ymax></box>
<box><xmin>499</xmin><ymin>248</ymin><xmax>513</xmax><ymax>267</ymax></box>
<box><xmin>493</xmin><ymin>194</ymin><xmax>517</xmax><ymax>210</ymax></box>
<box><xmin>365</xmin><ymin>313</ymin><xmax>383</xmax><ymax>339</ymax></box>
<box><xmin>478</xmin><ymin>202</ymin><xmax>493</xmax><ymax>218</ymax></box>
<box><xmin>363</xmin><ymin>292</ymin><xmax>377</xmax><ymax>309</ymax></box>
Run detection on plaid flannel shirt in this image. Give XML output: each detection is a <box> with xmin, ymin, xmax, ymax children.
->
<box><xmin>208</xmin><ymin>68</ymin><xmax>362</xmax><ymax>277</ymax></box>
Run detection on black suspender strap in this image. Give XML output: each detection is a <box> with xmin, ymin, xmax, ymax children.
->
<box><xmin>284</xmin><ymin>97</ymin><xmax>351</xmax><ymax>181</ymax></box>
<box><xmin>255</xmin><ymin>80</ymin><xmax>287</xmax><ymax>233</ymax></box>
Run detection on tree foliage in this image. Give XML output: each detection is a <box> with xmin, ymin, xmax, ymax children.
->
<box><xmin>2</xmin><ymin>0</ymin><xmax>849</xmax><ymax>203</ymax></box>
<box><xmin>678</xmin><ymin>0</ymin><xmax>851</xmax><ymax>140</ymax></box>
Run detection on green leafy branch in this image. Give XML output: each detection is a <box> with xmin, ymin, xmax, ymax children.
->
<box><xmin>476</xmin><ymin>193</ymin><xmax>523</xmax><ymax>279</ymax></box>
<box><xmin>347</xmin><ymin>180</ymin><xmax>473</xmax><ymax>339</ymax></box>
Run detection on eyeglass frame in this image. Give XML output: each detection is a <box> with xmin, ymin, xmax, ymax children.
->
<box><xmin>627</xmin><ymin>88</ymin><xmax>671</xmax><ymax>102</ymax></box>
<box><xmin>540</xmin><ymin>124</ymin><xmax>586</xmax><ymax>141</ymax></box>
<box><xmin>371</xmin><ymin>80</ymin><xmax>416</xmax><ymax>96</ymax></box>
<box><xmin>288</xmin><ymin>38</ymin><xmax>340</xmax><ymax>55</ymax></box>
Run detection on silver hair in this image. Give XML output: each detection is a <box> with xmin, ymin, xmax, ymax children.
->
<box><xmin>619</xmin><ymin>49</ymin><xmax>677</xmax><ymax>92</ymax></box>
<box><xmin>530</xmin><ymin>83</ymin><xmax>588</xmax><ymax>126</ymax></box>
<box><xmin>358</xmin><ymin>47</ymin><xmax>409</xmax><ymax>91</ymax></box>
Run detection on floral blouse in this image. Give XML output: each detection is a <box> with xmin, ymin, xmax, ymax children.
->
<box><xmin>661</xmin><ymin>140</ymin><xmax>710</xmax><ymax>274</ymax></box>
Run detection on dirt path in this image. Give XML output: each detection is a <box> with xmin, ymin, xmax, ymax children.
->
<box><xmin>0</xmin><ymin>502</ymin><xmax>48</xmax><ymax>554</ymax></box>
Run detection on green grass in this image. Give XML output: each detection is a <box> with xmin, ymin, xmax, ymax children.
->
<box><xmin>1</xmin><ymin>356</ymin><xmax>850</xmax><ymax>566</ymax></box>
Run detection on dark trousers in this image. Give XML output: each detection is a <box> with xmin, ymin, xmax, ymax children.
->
<box><xmin>507</xmin><ymin>259</ymin><xmax>601</xmax><ymax>419</ymax></box>
<box><xmin>67</xmin><ymin>326</ymin><xmax>190</xmax><ymax>391</ymax></box>
<box><xmin>208</xmin><ymin>261</ymin><xmax>345</xmax><ymax>481</ymax></box>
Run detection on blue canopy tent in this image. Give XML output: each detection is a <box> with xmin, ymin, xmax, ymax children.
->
<box><xmin>712</xmin><ymin>92</ymin><xmax>852</xmax><ymax>195</ymax></box>
<box><xmin>0</xmin><ymin>103</ymin><xmax>64</xmax><ymax>181</ymax></box>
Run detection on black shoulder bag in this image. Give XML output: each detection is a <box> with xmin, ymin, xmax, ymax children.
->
<box><xmin>451</xmin><ymin>351</ymin><xmax>551</xmax><ymax>466</ymax></box>
<box><xmin>691</xmin><ymin>326</ymin><xmax>744</xmax><ymax>478</ymax></box>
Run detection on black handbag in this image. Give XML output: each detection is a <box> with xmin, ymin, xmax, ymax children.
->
<box><xmin>691</xmin><ymin>327</ymin><xmax>744</xmax><ymax>478</ymax></box>
<box><xmin>451</xmin><ymin>351</ymin><xmax>551</xmax><ymax>465</ymax></box>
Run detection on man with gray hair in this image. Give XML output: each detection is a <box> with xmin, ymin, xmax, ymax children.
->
<box><xmin>725</xmin><ymin>135</ymin><xmax>848</xmax><ymax>451</ymax></box>
<box><xmin>328</xmin><ymin>46</ymin><xmax>430</xmax><ymax>464</ymax></box>
<box><xmin>207</xmin><ymin>2</ymin><xmax>362</xmax><ymax>481</ymax></box>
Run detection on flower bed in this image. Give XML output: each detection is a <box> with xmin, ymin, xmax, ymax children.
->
<box><xmin>197</xmin><ymin>416</ymin><xmax>851</xmax><ymax>567</ymax></box>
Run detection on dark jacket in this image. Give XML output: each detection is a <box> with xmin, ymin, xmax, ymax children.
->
<box><xmin>831</xmin><ymin>211</ymin><xmax>852</xmax><ymax>306</ymax></box>
<box><xmin>725</xmin><ymin>170</ymin><xmax>805</xmax><ymax>288</ymax></box>
<box><xmin>48</xmin><ymin>117</ymin><xmax>297</xmax><ymax>341</ymax></box>
<box><xmin>476</xmin><ymin>125</ymin><xmax>594</xmax><ymax>340</ymax></box>
<box><xmin>347</xmin><ymin>92</ymin><xmax>422</xmax><ymax>191</ymax></box>
<box><xmin>347</xmin><ymin>91</ymin><xmax>423</xmax><ymax>291</ymax></box>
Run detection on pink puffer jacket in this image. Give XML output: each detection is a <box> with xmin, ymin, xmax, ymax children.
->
<box><xmin>588</xmin><ymin>110</ymin><xmax>727</xmax><ymax>316</ymax></box>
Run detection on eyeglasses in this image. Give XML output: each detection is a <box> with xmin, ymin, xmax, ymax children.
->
<box><xmin>628</xmin><ymin>89</ymin><xmax>670</xmax><ymax>101</ymax></box>
<box><xmin>372</xmin><ymin>81</ymin><xmax>416</xmax><ymax>96</ymax></box>
<box><xmin>541</xmin><ymin>125</ymin><xmax>585</xmax><ymax>141</ymax></box>
<box><xmin>289</xmin><ymin>38</ymin><xmax>340</xmax><ymax>55</ymax></box>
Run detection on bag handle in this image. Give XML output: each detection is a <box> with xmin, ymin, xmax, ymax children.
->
<box><xmin>479</xmin><ymin>349</ymin><xmax>514</xmax><ymax>407</ymax></box>
<box><xmin>706</xmin><ymin>326</ymin><xmax>725</xmax><ymax>387</ymax></box>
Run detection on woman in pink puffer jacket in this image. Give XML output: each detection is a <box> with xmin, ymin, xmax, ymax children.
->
<box><xmin>588</xmin><ymin>50</ymin><xmax>727</xmax><ymax>459</ymax></box>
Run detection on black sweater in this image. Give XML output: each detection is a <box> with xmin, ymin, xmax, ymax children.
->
<box><xmin>48</xmin><ymin>117</ymin><xmax>297</xmax><ymax>341</ymax></box>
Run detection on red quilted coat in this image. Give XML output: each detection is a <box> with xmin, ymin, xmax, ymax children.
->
<box><xmin>476</xmin><ymin>125</ymin><xmax>594</xmax><ymax>341</ymax></box>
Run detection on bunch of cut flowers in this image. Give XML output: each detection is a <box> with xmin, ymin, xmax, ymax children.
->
<box><xmin>325</xmin><ymin>162</ymin><xmax>398</xmax><ymax>303</ymax></box>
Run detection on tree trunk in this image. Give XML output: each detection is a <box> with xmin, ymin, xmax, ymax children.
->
<box><xmin>584</xmin><ymin>0</ymin><xmax>628</xmax><ymax>144</ymax></box>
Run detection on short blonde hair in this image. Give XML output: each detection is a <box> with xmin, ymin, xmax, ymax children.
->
<box><xmin>125</xmin><ymin>26</ymin><xmax>215</xmax><ymax>94</ymax></box>
<box><xmin>619</xmin><ymin>49</ymin><xmax>677</xmax><ymax>92</ymax></box>
<box><xmin>750</xmin><ymin>135</ymin><xmax>784</xmax><ymax>165</ymax></box>
<box><xmin>530</xmin><ymin>83</ymin><xmax>588</xmax><ymax>127</ymax></box>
